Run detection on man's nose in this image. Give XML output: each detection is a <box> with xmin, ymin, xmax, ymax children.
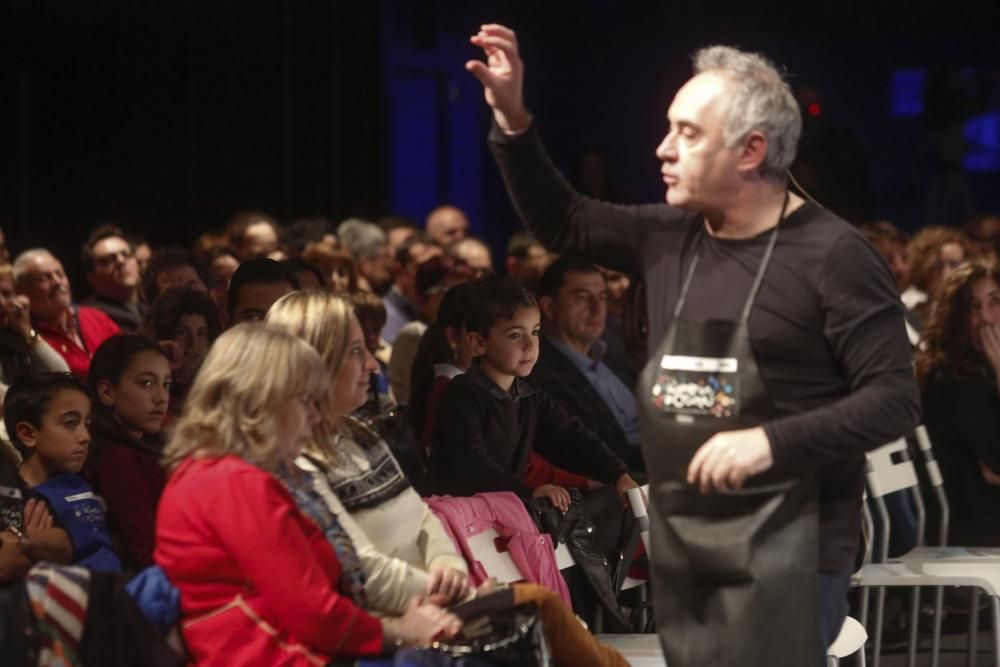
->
<box><xmin>656</xmin><ymin>134</ymin><xmax>676</xmax><ymax>161</ymax></box>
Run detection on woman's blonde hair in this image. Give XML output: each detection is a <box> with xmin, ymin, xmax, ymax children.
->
<box><xmin>163</xmin><ymin>323</ymin><xmax>328</xmax><ymax>472</ymax></box>
<box><xmin>265</xmin><ymin>291</ymin><xmax>377</xmax><ymax>455</ymax></box>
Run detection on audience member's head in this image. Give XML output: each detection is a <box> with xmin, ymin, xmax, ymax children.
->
<box><xmin>908</xmin><ymin>226</ymin><xmax>969</xmax><ymax>296</ymax></box>
<box><xmin>266</xmin><ymin>291</ymin><xmax>377</xmax><ymax>427</ymax></box>
<box><xmin>446</xmin><ymin>237</ymin><xmax>493</xmax><ymax>275</ymax></box>
<box><xmin>505</xmin><ymin>231</ymin><xmax>554</xmax><ymax>294</ymax></box>
<box><xmin>164</xmin><ymin>324</ymin><xmax>326</xmax><ymax>471</ymax></box>
<box><xmin>89</xmin><ymin>335</ymin><xmax>171</xmax><ymax>439</ymax></box>
<box><xmin>194</xmin><ymin>229</ymin><xmax>231</xmax><ymax>266</ymax></box>
<box><xmin>598</xmin><ymin>266</ymin><xmax>631</xmax><ymax>314</ymax></box>
<box><xmin>4</xmin><ymin>372</ymin><xmax>91</xmax><ymax>476</ymax></box>
<box><xmin>0</xmin><ymin>263</ymin><xmax>32</xmax><ymax>355</ymax></box>
<box><xmin>393</xmin><ymin>235</ymin><xmax>442</xmax><ymax>301</ymax></box>
<box><xmin>433</xmin><ymin>280</ymin><xmax>479</xmax><ymax>371</ymax></box>
<box><xmin>964</xmin><ymin>214</ymin><xmax>1000</xmax><ymax>263</ymax></box>
<box><xmin>463</xmin><ymin>273</ymin><xmax>539</xmax><ymax>386</ymax></box>
<box><xmin>425</xmin><ymin>205</ymin><xmax>470</xmax><ymax>246</ymax></box>
<box><xmin>131</xmin><ymin>236</ymin><xmax>152</xmax><ymax>275</ymax></box>
<box><xmin>349</xmin><ymin>290</ymin><xmax>387</xmax><ymax>357</ymax></box>
<box><xmin>143</xmin><ymin>288</ymin><xmax>222</xmax><ymax>388</ymax></box>
<box><xmin>284</xmin><ymin>258</ymin><xmax>327</xmax><ymax>291</ymax></box>
<box><xmin>302</xmin><ymin>241</ymin><xmax>358</xmax><ymax>294</ymax></box>
<box><xmin>413</xmin><ymin>255</ymin><xmax>476</xmax><ymax>323</ymax></box>
<box><xmin>858</xmin><ymin>220</ymin><xmax>911</xmax><ymax>293</ymax></box>
<box><xmin>538</xmin><ymin>257</ymin><xmax>608</xmax><ymax>353</ymax></box>
<box><xmin>204</xmin><ymin>245</ymin><xmax>241</xmax><ymax>306</ymax></box>
<box><xmin>226</xmin><ymin>257</ymin><xmax>299</xmax><ymax>325</ymax></box>
<box><xmin>337</xmin><ymin>218</ymin><xmax>392</xmax><ymax>293</ymax></box>
<box><xmin>227</xmin><ymin>211</ymin><xmax>282</xmax><ymax>261</ymax></box>
<box><xmin>82</xmin><ymin>225</ymin><xmax>141</xmax><ymax>304</ymax></box>
<box><xmin>379</xmin><ymin>216</ymin><xmax>420</xmax><ymax>260</ymax></box>
<box><xmin>13</xmin><ymin>249</ymin><xmax>73</xmax><ymax>323</ymax></box>
<box><xmin>916</xmin><ymin>258</ymin><xmax>1000</xmax><ymax>383</ymax></box>
<box><xmin>282</xmin><ymin>216</ymin><xmax>336</xmax><ymax>258</ymax></box>
<box><xmin>143</xmin><ymin>248</ymin><xmax>208</xmax><ymax>305</ymax></box>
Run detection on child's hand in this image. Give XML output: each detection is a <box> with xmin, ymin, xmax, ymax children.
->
<box><xmin>532</xmin><ymin>484</ymin><xmax>570</xmax><ymax>511</ymax></box>
<box><xmin>23</xmin><ymin>498</ymin><xmax>53</xmax><ymax>536</ymax></box>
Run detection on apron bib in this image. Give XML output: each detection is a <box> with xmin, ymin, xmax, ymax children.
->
<box><xmin>638</xmin><ymin>213</ymin><xmax>819</xmax><ymax>666</ymax></box>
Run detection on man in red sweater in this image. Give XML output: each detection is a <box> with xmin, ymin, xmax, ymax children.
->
<box><xmin>13</xmin><ymin>248</ymin><xmax>120</xmax><ymax>381</ymax></box>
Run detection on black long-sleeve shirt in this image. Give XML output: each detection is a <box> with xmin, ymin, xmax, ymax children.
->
<box><xmin>490</xmin><ymin>122</ymin><xmax>921</xmax><ymax>572</ymax></box>
<box><xmin>428</xmin><ymin>363</ymin><xmax>629</xmax><ymax>497</ymax></box>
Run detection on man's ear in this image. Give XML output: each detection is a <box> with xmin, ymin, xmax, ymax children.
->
<box><xmin>95</xmin><ymin>379</ymin><xmax>116</xmax><ymax>408</ymax></box>
<box><xmin>15</xmin><ymin>422</ymin><xmax>38</xmax><ymax>451</ymax></box>
<box><xmin>738</xmin><ymin>130</ymin><xmax>769</xmax><ymax>175</ymax></box>
<box><xmin>466</xmin><ymin>331</ymin><xmax>487</xmax><ymax>357</ymax></box>
<box><xmin>538</xmin><ymin>295</ymin><xmax>556</xmax><ymax>322</ymax></box>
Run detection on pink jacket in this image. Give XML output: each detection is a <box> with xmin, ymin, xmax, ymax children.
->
<box><xmin>425</xmin><ymin>492</ymin><xmax>571</xmax><ymax>607</ymax></box>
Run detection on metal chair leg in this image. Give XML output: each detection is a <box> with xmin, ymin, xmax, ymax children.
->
<box><xmin>907</xmin><ymin>587</ymin><xmax>920</xmax><ymax>667</ymax></box>
<box><xmin>872</xmin><ymin>586</ymin><xmax>886</xmax><ymax>667</ymax></box>
<box><xmin>968</xmin><ymin>588</ymin><xmax>981</xmax><ymax>667</ymax></box>
<box><xmin>828</xmin><ymin>656</ymin><xmax>839</xmax><ymax>667</ymax></box>
<box><xmin>931</xmin><ymin>586</ymin><xmax>943</xmax><ymax>667</ymax></box>
<box><xmin>992</xmin><ymin>596</ymin><xmax>1000</xmax><ymax>667</ymax></box>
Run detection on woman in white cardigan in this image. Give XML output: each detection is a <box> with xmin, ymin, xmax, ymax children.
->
<box><xmin>266</xmin><ymin>291</ymin><xmax>470</xmax><ymax>614</ymax></box>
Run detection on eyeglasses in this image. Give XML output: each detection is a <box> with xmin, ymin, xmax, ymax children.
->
<box><xmin>94</xmin><ymin>248</ymin><xmax>134</xmax><ymax>268</ymax></box>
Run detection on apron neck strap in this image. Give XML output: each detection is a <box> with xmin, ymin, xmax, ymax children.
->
<box><xmin>674</xmin><ymin>190</ymin><xmax>790</xmax><ymax>324</ymax></box>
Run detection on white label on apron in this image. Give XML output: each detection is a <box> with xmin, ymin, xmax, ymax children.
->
<box><xmin>651</xmin><ymin>354</ymin><xmax>739</xmax><ymax>418</ymax></box>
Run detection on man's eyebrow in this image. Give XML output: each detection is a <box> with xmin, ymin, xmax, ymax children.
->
<box><xmin>57</xmin><ymin>410</ymin><xmax>84</xmax><ymax>420</ymax></box>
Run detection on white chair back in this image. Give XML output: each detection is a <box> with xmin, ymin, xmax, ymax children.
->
<box><xmin>626</xmin><ymin>485</ymin><xmax>651</xmax><ymax>556</ymax></box>
<box><xmin>865</xmin><ymin>439</ymin><xmax>919</xmax><ymax>499</ymax></box>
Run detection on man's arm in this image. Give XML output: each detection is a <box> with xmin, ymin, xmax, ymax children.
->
<box><xmin>468</xmin><ymin>24</ymin><xmax>678</xmax><ymax>273</ymax></box>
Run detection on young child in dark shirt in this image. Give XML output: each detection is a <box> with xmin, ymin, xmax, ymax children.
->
<box><xmin>428</xmin><ymin>273</ymin><xmax>641</xmax><ymax>505</ymax></box>
<box><xmin>5</xmin><ymin>372</ymin><xmax>121</xmax><ymax>571</ymax></box>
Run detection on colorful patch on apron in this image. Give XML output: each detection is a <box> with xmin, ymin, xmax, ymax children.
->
<box><xmin>650</xmin><ymin>354</ymin><xmax>738</xmax><ymax>418</ymax></box>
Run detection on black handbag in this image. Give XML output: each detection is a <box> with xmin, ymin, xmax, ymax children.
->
<box><xmin>430</xmin><ymin>589</ymin><xmax>551</xmax><ymax>667</ymax></box>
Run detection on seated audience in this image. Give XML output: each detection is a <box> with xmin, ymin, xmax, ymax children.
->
<box><xmin>337</xmin><ymin>218</ymin><xmax>393</xmax><ymax>294</ymax></box>
<box><xmin>505</xmin><ymin>231</ymin><xmax>554</xmax><ymax>294</ymax></box>
<box><xmin>531</xmin><ymin>258</ymin><xmax>644</xmax><ymax>472</ymax></box>
<box><xmin>266</xmin><ymin>290</ymin><xmax>629</xmax><ymax>667</ymax></box>
<box><xmin>13</xmin><ymin>249</ymin><xmax>120</xmax><ymax>381</ymax></box>
<box><xmin>131</xmin><ymin>234</ymin><xmax>153</xmax><ymax>275</ymax></box>
<box><xmin>142</xmin><ymin>288</ymin><xmax>221</xmax><ymax>416</ymax></box>
<box><xmin>425</xmin><ymin>204</ymin><xmax>470</xmax><ymax>246</ymax></box>
<box><xmin>426</xmin><ymin>273</ymin><xmax>639</xmax><ymax>500</ymax></box>
<box><xmin>86</xmin><ymin>335</ymin><xmax>171</xmax><ymax>570</ymax></box>
<box><xmin>859</xmin><ymin>221</ymin><xmax>920</xmax><ymax>345</ymax></box>
<box><xmin>597</xmin><ymin>264</ymin><xmax>639</xmax><ymax>388</ymax></box>
<box><xmin>964</xmin><ymin>213</ymin><xmax>1000</xmax><ymax>262</ymax></box>
<box><xmin>226</xmin><ymin>257</ymin><xmax>299</xmax><ymax>325</ymax></box>
<box><xmin>81</xmin><ymin>225</ymin><xmax>145</xmax><ymax>332</ymax></box>
<box><xmin>446</xmin><ymin>236</ymin><xmax>494</xmax><ymax>275</ymax></box>
<box><xmin>203</xmin><ymin>245</ymin><xmax>240</xmax><ymax>312</ymax></box>
<box><xmin>379</xmin><ymin>215</ymin><xmax>419</xmax><ymax>260</ymax></box>
<box><xmin>918</xmin><ymin>259</ymin><xmax>1000</xmax><ymax>546</ymax></box>
<box><xmin>388</xmin><ymin>255</ymin><xmax>474</xmax><ymax>404</ymax></box>
<box><xmin>0</xmin><ymin>263</ymin><xmax>69</xmax><ymax>402</ymax></box>
<box><xmin>382</xmin><ymin>235</ymin><xmax>442</xmax><ymax>344</ymax></box>
<box><xmin>303</xmin><ymin>242</ymin><xmax>358</xmax><ymax>293</ymax></box>
<box><xmin>227</xmin><ymin>211</ymin><xmax>283</xmax><ymax>261</ymax></box>
<box><xmin>5</xmin><ymin>372</ymin><xmax>119</xmax><ymax>571</ymax></box>
<box><xmin>156</xmin><ymin>324</ymin><xmax>458</xmax><ymax>664</ymax></box>
<box><xmin>350</xmin><ymin>290</ymin><xmax>392</xmax><ymax>411</ymax></box>
<box><xmin>285</xmin><ymin>257</ymin><xmax>327</xmax><ymax>291</ymax></box>
<box><xmin>281</xmin><ymin>216</ymin><xmax>335</xmax><ymax>258</ymax></box>
<box><xmin>906</xmin><ymin>226</ymin><xmax>969</xmax><ymax>325</ymax></box>
<box><xmin>142</xmin><ymin>248</ymin><xmax>208</xmax><ymax>305</ymax></box>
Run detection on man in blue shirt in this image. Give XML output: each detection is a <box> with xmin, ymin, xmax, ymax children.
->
<box><xmin>530</xmin><ymin>257</ymin><xmax>644</xmax><ymax>472</ymax></box>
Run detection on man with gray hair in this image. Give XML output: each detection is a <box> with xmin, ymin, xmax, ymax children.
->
<box><xmin>467</xmin><ymin>25</ymin><xmax>919</xmax><ymax>665</ymax></box>
<box><xmin>337</xmin><ymin>218</ymin><xmax>393</xmax><ymax>294</ymax></box>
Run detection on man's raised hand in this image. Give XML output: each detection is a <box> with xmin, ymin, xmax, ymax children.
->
<box><xmin>466</xmin><ymin>24</ymin><xmax>532</xmax><ymax>134</ymax></box>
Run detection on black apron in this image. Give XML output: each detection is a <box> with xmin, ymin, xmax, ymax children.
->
<box><xmin>638</xmin><ymin>214</ymin><xmax>819</xmax><ymax>666</ymax></box>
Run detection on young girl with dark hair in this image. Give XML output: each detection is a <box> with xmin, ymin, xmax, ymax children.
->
<box><xmin>86</xmin><ymin>334</ymin><xmax>171</xmax><ymax>569</ymax></box>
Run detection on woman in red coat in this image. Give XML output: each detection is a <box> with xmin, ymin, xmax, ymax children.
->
<box><xmin>155</xmin><ymin>324</ymin><xmax>460</xmax><ymax>666</ymax></box>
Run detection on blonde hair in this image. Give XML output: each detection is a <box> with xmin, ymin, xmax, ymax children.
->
<box><xmin>163</xmin><ymin>323</ymin><xmax>328</xmax><ymax>472</ymax></box>
<box><xmin>264</xmin><ymin>291</ymin><xmax>376</xmax><ymax>457</ymax></box>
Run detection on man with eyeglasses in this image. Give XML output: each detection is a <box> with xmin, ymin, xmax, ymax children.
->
<box><xmin>81</xmin><ymin>225</ymin><xmax>144</xmax><ymax>332</ymax></box>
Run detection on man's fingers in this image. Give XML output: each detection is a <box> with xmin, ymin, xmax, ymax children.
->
<box><xmin>464</xmin><ymin>60</ymin><xmax>493</xmax><ymax>86</ymax></box>
<box><xmin>470</xmin><ymin>34</ymin><xmax>519</xmax><ymax>60</ymax></box>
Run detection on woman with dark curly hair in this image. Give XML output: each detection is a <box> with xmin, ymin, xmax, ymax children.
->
<box><xmin>917</xmin><ymin>258</ymin><xmax>1000</xmax><ymax>545</ymax></box>
<box><xmin>142</xmin><ymin>287</ymin><xmax>222</xmax><ymax>416</ymax></box>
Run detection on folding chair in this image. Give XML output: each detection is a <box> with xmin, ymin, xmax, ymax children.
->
<box><xmin>854</xmin><ymin>437</ymin><xmax>1000</xmax><ymax>667</ymax></box>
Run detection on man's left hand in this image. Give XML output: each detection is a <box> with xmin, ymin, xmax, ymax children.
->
<box><xmin>687</xmin><ymin>427</ymin><xmax>774</xmax><ymax>494</ymax></box>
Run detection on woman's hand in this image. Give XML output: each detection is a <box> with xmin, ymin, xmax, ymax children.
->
<box><xmin>390</xmin><ymin>596</ymin><xmax>462</xmax><ymax>647</ymax></box>
<box><xmin>532</xmin><ymin>483</ymin><xmax>570</xmax><ymax>511</ymax></box>
<box><xmin>981</xmin><ymin>323</ymin><xmax>1000</xmax><ymax>377</ymax></box>
<box><xmin>426</xmin><ymin>565</ymin><xmax>470</xmax><ymax>604</ymax></box>
<box><xmin>3</xmin><ymin>294</ymin><xmax>33</xmax><ymax>341</ymax></box>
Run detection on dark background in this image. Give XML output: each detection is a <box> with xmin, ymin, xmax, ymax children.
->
<box><xmin>3</xmin><ymin>0</ymin><xmax>1000</xmax><ymax>280</ymax></box>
